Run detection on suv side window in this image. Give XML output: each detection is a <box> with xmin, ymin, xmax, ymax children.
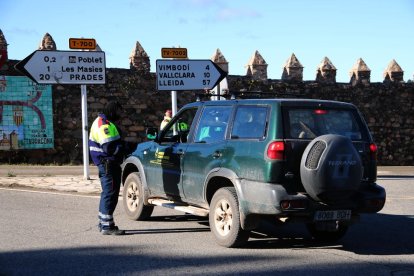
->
<box><xmin>194</xmin><ymin>106</ymin><xmax>230</xmax><ymax>143</ymax></box>
<box><xmin>162</xmin><ymin>107</ymin><xmax>197</xmax><ymax>143</ymax></box>
<box><xmin>231</xmin><ymin>106</ymin><xmax>268</xmax><ymax>139</ymax></box>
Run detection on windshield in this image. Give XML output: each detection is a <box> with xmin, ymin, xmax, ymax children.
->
<box><xmin>285</xmin><ymin>108</ymin><xmax>364</xmax><ymax>140</ymax></box>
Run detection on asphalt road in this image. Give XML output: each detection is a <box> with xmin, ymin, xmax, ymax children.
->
<box><xmin>0</xmin><ymin>165</ymin><xmax>412</xmax><ymax>177</ymax></box>
<box><xmin>0</xmin><ymin>176</ymin><xmax>413</xmax><ymax>275</ymax></box>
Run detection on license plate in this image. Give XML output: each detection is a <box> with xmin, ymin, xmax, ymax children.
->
<box><xmin>314</xmin><ymin>210</ymin><xmax>351</xmax><ymax>221</ymax></box>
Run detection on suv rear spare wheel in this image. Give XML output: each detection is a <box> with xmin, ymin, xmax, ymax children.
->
<box><xmin>300</xmin><ymin>134</ymin><xmax>363</xmax><ymax>203</ymax></box>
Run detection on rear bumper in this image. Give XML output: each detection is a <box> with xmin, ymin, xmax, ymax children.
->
<box><xmin>352</xmin><ymin>183</ymin><xmax>386</xmax><ymax>213</ymax></box>
<box><xmin>237</xmin><ymin>179</ymin><xmax>306</xmax><ymax>216</ymax></box>
<box><xmin>236</xmin><ymin>179</ymin><xmax>386</xmax><ymax>228</ymax></box>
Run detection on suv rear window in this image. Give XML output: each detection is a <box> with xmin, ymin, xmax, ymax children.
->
<box><xmin>285</xmin><ymin>108</ymin><xmax>364</xmax><ymax>140</ymax></box>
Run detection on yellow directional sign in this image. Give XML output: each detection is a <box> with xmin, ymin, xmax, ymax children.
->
<box><xmin>69</xmin><ymin>38</ymin><xmax>96</xmax><ymax>50</ymax></box>
<box><xmin>161</xmin><ymin>48</ymin><xmax>188</xmax><ymax>59</ymax></box>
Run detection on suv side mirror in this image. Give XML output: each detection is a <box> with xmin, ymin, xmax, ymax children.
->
<box><xmin>146</xmin><ymin>127</ymin><xmax>158</xmax><ymax>140</ymax></box>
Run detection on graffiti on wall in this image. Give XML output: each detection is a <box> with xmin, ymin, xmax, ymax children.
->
<box><xmin>0</xmin><ymin>76</ymin><xmax>54</xmax><ymax>150</ymax></box>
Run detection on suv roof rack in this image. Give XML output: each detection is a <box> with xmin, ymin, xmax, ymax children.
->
<box><xmin>194</xmin><ymin>90</ymin><xmax>306</xmax><ymax>101</ymax></box>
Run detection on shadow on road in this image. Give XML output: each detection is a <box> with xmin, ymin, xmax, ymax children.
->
<box><xmin>243</xmin><ymin>213</ymin><xmax>414</xmax><ymax>255</ymax></box>
<box><xmin>122</xmin><ymin>212</ymin><xmax>413</xmax><ymax>256</ymax></box>
<box><xmin>126</xmin><ymin>227</ymin><xmax>210</xmax><ymax>235</ymax></box>
<box><xmin>1</xmin><ymin>245</ymin><xmax>413</xmax><ymax>275</ymax></box>
<box><xmin>1</xmin><ymin>215</ymin><xmax>413</xmax><ymax>275</ymax></box>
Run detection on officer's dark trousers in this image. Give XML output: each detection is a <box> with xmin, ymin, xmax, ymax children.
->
<box><xmin>97</xmin><ymin>162</ymin><xmax>122</xmax><ymax>230</ymax></box>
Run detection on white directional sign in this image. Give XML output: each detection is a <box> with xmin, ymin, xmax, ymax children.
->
<box><xmin>156</xmin><ymin>59</ymin><xmax>227</xmax><ymax>91</ymax></box>
<box><xmin>15</xmin><ymin>50</ymin><xmax>106</xmax><ymax>84</ymax></box>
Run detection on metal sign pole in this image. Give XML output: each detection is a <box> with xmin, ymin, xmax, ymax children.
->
<box><xmin>81</xmin><ymin>84</ymin><xmax>90</xmax><ymax>179</ymax></box>
<box><xmin>171</xmin><ymin>90</ymin><xmax>178</xmax><ymax>116</ymax></box>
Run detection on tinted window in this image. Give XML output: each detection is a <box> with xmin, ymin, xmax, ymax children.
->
<box><xmin>194</xmin><ymin>106</ymin><xmax>231</xmax><ymax>143</ymax></box>
<box><xmin>286</xmin><ymin>108</ymin><xmax>363</xmax><ymax>140</ymax></box>
<box><xmin>163</xmin><ymin>108</ymin><xmax>197</xmax><ymax>143</ymax></box>
<box><xmin>231</xmin><ymin>106</ymin><xmax>268</xmax><ymax>139</ymax></box>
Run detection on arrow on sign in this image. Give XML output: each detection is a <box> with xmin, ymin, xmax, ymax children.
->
<box><xmin>156</xmin><ymin>59</ymin><xmax>227</xmax><ymax>91</ymax></box>
<box><xmin>15</xmin><ymin>50</ymin><xmax>106</xmax><ymax>84</ymax></box>
<box><xmin>14</xmin><ymin>51</ymin><xmax>37</xmax><ymax>83</ymax></box>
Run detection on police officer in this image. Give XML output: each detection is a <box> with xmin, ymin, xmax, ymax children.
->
<box><xmin>89</xmin><ymin>101</ymin><xmax>126</xmax><ymax>235</ymax></box>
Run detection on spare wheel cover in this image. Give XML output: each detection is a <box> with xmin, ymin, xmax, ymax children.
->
<box><xmin>300</xmin><ymin>134</ymin><xmax>363</xmax><ymax>203</ymax></box>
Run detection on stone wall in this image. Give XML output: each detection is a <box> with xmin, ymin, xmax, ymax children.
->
<box><xmin>1</xmin><ymin>60</ymin><xmax>413</xmax><ymax>165</ymax></box>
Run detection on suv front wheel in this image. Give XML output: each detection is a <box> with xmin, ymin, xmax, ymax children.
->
<box><xmin>209</xmin><ymin>187</ymin><xmax>250</xmax><ymax>248</ymax></box>
<box><xmin>123</xmin><ymin>172</ymin><xmax>154</xmax><ymax>220</ymax></box>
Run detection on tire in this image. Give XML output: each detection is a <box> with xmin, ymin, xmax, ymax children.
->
<box><xmin>300</xmin><ymin>134</ymin><xmax>363</xmax><ymax>203</ymax></box>
<box><xmin>122</xmin><ymin>172</ymin><xmax>154</xmax><ymax>220</ymax></box>
<box><xmin>306</xmin><ymin>222</ymin><xmax>348</xmax><ymax>243</ymax></box>
<box><xmin>209</xmin><ymin>187</ymin><xmax>250</xmax><ymax>248</ymax></box>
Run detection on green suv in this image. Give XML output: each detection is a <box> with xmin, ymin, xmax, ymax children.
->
<box><xmin>121</xmin><ymin>99</ymin><xmax>386</xmax><ymax>247</ymax></box>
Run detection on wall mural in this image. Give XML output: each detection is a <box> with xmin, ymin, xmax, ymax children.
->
<box><xmin>0</xmin><ymin>76</ymin><xmax>54</xmax><ymax>150</ymax></box>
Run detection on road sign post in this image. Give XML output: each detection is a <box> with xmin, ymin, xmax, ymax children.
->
<box><xmin>156</xmin><ymin>59</ymin><xmax>227</xmax><ymax>91</ymax></box>
<box><xmin>81</xmin><ymin>84</ymin><xmax>90</xmax><ymax>179</ymax></box>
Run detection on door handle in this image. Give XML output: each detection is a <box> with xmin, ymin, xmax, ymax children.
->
<box><xmin>213</xmin><ymin>151</ymin><xmax>222</xmax><ymax>158</ymax></box>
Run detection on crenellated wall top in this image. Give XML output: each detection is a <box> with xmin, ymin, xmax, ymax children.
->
<box><xmin>1</xmin><ymin>31</ymin><xmax>412</xmax><ymax>84</ymax></box>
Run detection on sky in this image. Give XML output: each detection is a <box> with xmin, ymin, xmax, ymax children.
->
<box><xmin>1</xmin><ymin>0</ymin><xmax>414</xmax><ymax>82</ymax></box>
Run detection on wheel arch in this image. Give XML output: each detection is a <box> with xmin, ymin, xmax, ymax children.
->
<box><xmin>204</xmin><ymin>168</ymin><xmax>258</xmax><ymax>230</ymax></box>
<box><xmin>204</xmin><ymin>168</ymin><xmax>240</xmax><ymax>205</ymax></box>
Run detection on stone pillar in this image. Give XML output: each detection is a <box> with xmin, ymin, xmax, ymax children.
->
<box><xmin>0</xmin><ymin>29</ymin><xmax>8</xmax><ymax>70</ymax></box>
<box><xmin>383</xmin><ymin>59</ymin><xmax>404</xmax><ymax>83</ymax></box>
<box><xmin>316</xmin><ymin>57</ymin><xmax>336</xmax><ymax>84</ymax></box>
<box><xmin>38</xmin><ymin>33</ymin><xmax>56</xmax><ymax>50</ymax></box>
<box><xmin>349</xmin><ymin>58</ymin><xmax>370</xmax><ymax>86</ymax></box>
<box><xmin>245</xmin><ymin>50</ymin><xmax>268</xmax><ymax>81</ymax></box>
<box><xmin>129</xmin><ymin>41</ymin><xmax>150</xmax><ymax>74</ymax></box>
<box><xmin>211</xmin><ymin>48</ymin><xmax>229</xmax><ymax>73</ymax></box>
<box><xmin>282</xmin><ymin>53</ymin><xmax>303</xmax><ymax>81</ymax></box>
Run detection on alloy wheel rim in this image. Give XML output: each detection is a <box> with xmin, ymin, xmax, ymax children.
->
<box><xmin>127</xmin><ymin>182</ymin><xmax>139</xmax><ymax>211</ymax></box>
<box><xmin>213</xmin><ymin>199</ymin><xmax>233</xmax><ymax>236</ymax></box>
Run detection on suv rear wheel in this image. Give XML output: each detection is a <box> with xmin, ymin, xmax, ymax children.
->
<box><xmin>123</xmin><ymin>172</ymin><xmax>154</xmax><ymax>220</ymax></box>
<box><xmin>209</xmin><ymin>187</ymin><xmax>250</xmax><ymax>248</ymax></box>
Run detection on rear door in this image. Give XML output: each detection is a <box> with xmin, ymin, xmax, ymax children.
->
<box><xmin>281</xmin><ymin>102</ymin><xmax>374</xmax><ymax>191</ymax></box>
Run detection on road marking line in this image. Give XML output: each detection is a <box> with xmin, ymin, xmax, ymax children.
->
<box><xmin>0</xmin><ymin>187</ymin><xmax>99</xmax><ymax>198</ymax></box>
<box><xmin>386</xmin><ymin>196</ymin><xmax>414</xmax><ymax>200</ymax></box>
